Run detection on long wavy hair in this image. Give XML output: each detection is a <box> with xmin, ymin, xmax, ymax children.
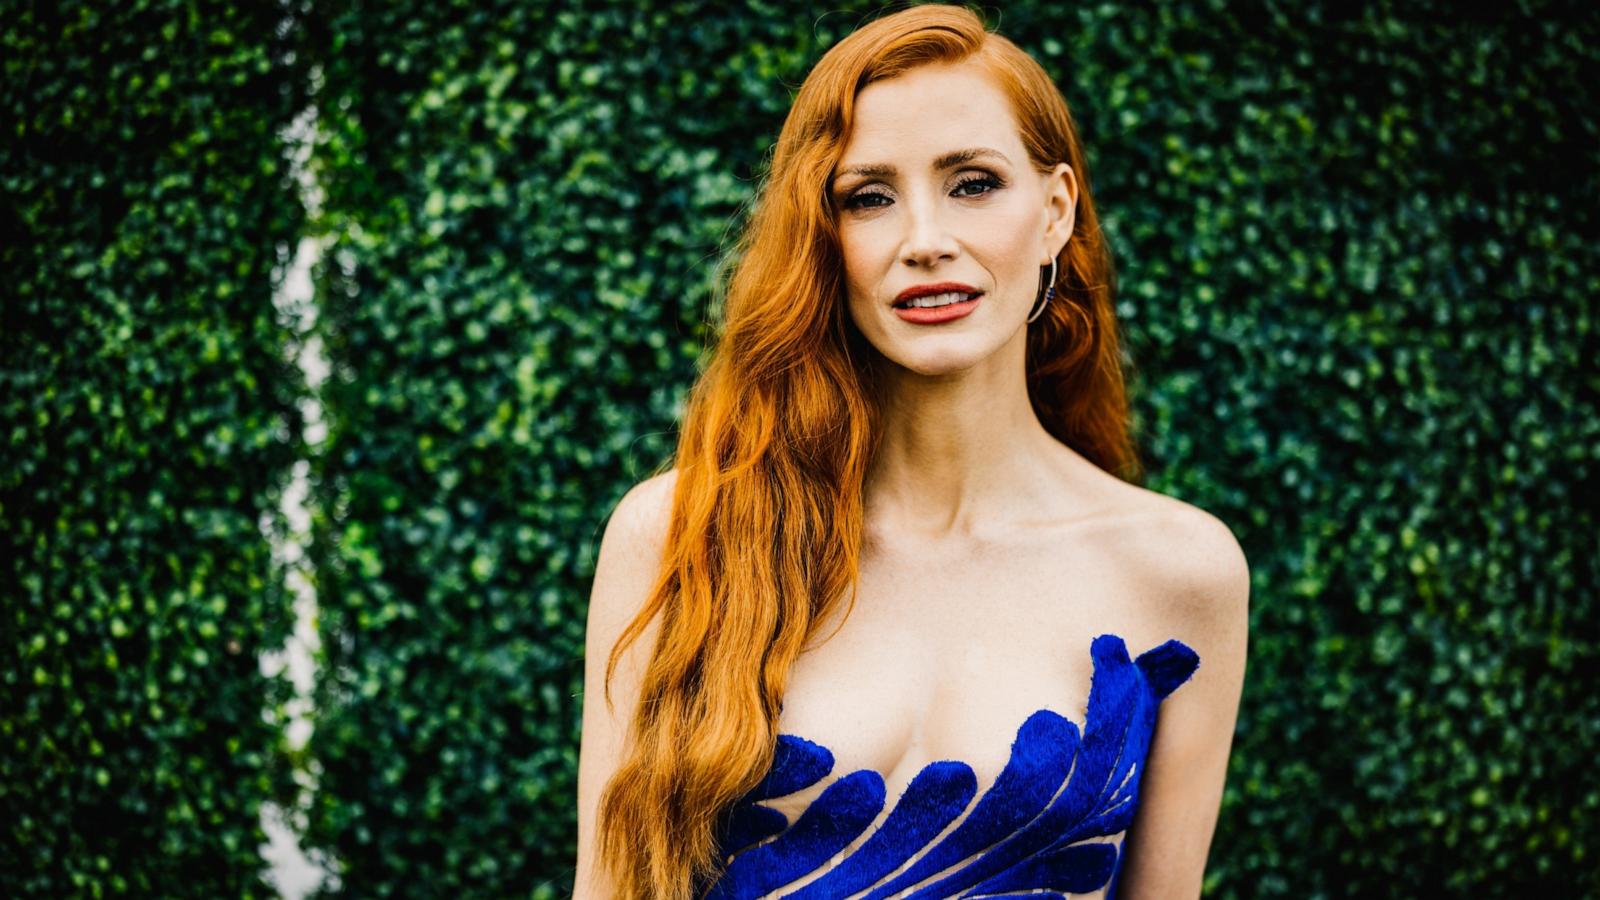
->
<box><xmin>593</xmin><ymin>4</ymin><xmax>1135</xmax><ymax>896</ymax></box>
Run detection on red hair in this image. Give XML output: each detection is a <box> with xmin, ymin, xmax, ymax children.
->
<box><xmin>594</xmin><ymin>4</ymin><xmax>1135</xmax><ymax>895</ymax></box>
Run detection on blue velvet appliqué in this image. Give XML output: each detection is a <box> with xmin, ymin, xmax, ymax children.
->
<box><xmin>704</xmin><ymin>633</ymin><xmax>1200</xmax><ymax>899</ymax></box>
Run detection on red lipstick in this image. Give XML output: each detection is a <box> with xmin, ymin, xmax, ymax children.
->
<box><xmin>892</xmin><ymin>281</ymin><xmax>984</xmax><ymax>325</ymax></box>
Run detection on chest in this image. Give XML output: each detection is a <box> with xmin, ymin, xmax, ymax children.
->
<box><xmin>707</xmin><ymin>527</ymin><xmax>1201</xmax><ymax>899</ymax></box>
<box><xmin>767</xmin><ymin>530</ymin><xmax>1153</xmax><ymax>818</ymax></box>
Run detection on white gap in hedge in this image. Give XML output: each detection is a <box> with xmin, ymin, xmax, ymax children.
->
<box><xmin>259</xmin><ymin>61</ymin><xmax>337</xmax><ymax>900</ymax></box>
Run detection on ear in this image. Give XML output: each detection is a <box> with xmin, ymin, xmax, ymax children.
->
<box><xmin>1040</xmin><ymin>162</ymin><xmax>1078</xmax><ymax>265</ymax></box>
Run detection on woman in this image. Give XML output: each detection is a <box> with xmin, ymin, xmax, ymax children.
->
<box><xmin>574</xmin><ymin>5</ymin><xmax>1249</xmax><ymax>898</ymax></box>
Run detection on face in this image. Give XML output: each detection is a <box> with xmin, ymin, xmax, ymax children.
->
<box><xmin>830</xmin><ymin>60</ymin><xmax>1076</xmax><ymax>376</ymax></box>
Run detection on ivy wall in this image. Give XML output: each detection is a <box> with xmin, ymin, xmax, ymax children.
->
<box><xmin>2</xmin><ymin>0</ymin><xmax>315</xmax><ymax>895</ymax></box>
<box><xmin>4</xmin><ymin>1</ymin><xmax>1595</xmax><ymax>897</ymax></box>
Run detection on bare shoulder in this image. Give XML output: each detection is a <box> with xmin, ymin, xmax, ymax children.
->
<box><xmin>1092</xmin><ymin>483</ymin><xmax>1250</xmax><ymax>896</ymax></box>
<box><xmin>573</xmin><ymin>467</ymin><xmax>679</xmax><ymax>895</ymax></box>
<box><xmin>604</xmin><ymin>467</ymin><xmax>679</xmax><ymax>552</ymax></box>
<box><xmin>588</xmin><ymin>467</ymin><xmax>680</xmax><ymax>656</ymax></box>
<box><xmin>1093</xmin><ymin>479</ymin><xmax>1251</xmax><ymax>641</ymax></box>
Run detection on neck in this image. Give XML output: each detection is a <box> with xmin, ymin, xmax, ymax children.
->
<box><xmin>862</xmin><ymin>329</ymin><xmax>1066</xmax><ymax>541</ymax></box>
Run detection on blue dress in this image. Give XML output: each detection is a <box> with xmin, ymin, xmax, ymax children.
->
<box><xmin>700</xmin><ymin>633</ymin><xmax>1200</xmax><ymax>899</ymax></box>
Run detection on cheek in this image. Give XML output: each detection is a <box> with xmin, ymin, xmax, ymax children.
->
<box><xmin>838</xmin><ymin>228</ymin><xmax>880</xmax><ymax>302</ymax></box>
<box><xmin>977</xmin><ymin>213</ymin><xmax>1045</xmax><ymax>285</ymax></box>
<box><xmin>987</xmin><ymin>195</ymin><xmax>1044</xmax><ymax>256</ymax></box>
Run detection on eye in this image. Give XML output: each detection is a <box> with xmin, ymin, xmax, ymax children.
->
<box><xmin>952</xmin><ymin>171</ymin><xmax>1004</xmax><ymax>198</ymax></box>
<box><xmin>841</xmin><ymin>170</ymin><xmax>1007</xmax><ymax>212</ymax></box>
<box><xmin>842</xmin><ymin>189</ymin><xmax>890</xmax><ymax>211</ymax></box>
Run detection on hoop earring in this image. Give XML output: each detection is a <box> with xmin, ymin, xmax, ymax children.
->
<box><xmin>1027</xmin><ymin>257</ymin><xmax>1057</xmax><ymax>324</ymax></box>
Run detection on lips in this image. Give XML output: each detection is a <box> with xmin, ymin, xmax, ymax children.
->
<box><xmin>893</xmin><ymin>281</ymin><xmax>984</xmax><ymax>308</ymax></box>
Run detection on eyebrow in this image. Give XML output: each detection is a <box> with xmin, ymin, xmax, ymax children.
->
<box><xmin>831</xmin><ymin>147</ymin><xmax>1012</xmax><ymax>189</ymax></box>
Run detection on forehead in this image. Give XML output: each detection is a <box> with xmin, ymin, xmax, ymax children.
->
<box><xmin>840</xmin><ymin>61</ymin><xmax>1023</xmax><ymax>165</ymax></box>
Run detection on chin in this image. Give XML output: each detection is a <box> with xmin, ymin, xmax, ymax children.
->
<box><xmin>879</xmin><ymin>342</ymin><xmax>991</xmax><ymax>377</ymax></box>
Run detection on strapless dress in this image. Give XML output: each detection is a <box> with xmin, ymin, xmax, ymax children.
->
<box><xmin>700</xmin><ymin>633</ymin><xmax>1200</xmax><ymax>899</ymax></box>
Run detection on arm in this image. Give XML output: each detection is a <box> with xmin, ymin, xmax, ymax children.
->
<box><xmin>1116</xmin><ymin>508</ymin><xmax>1251</xmax><ymax>899</ymax></box>
<box><xmin>572</xmin><ymin>470</ymin><xmax>677</xmax><ymax>899</ymax></box>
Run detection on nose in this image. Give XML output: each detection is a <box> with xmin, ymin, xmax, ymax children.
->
<box><xmin>899</xmin><ymin>189</ymin><xmax>959</xmax><ymax>269</ymax></box>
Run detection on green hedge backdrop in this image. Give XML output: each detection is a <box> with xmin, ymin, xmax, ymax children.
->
<box><xmin>2</xmin><ymin>0</ymin><xmax>316</xmax><ymax>895</ymax></box>
<box><xmin>4</xmin><ymin>0</ymin><xmax>1596</xmax><ymax>897</ymax></box>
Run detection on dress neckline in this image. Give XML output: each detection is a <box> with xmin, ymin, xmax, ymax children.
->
<box><xmin>704</xmin><ymin>633</ymin><xmax>1201</xmax><ymax>900</ymax></box>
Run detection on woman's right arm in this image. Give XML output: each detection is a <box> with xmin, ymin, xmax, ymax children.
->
<box><xmin>572</xmin><ymin>470</ymin><xmax>677</xmax><ymax>899</ymax></box>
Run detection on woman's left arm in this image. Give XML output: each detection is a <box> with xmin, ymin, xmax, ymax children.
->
<box><xmin>1116</xmin><ymin>508</ymin><xmax>1252</xmax><ymax>899</ymax></box>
